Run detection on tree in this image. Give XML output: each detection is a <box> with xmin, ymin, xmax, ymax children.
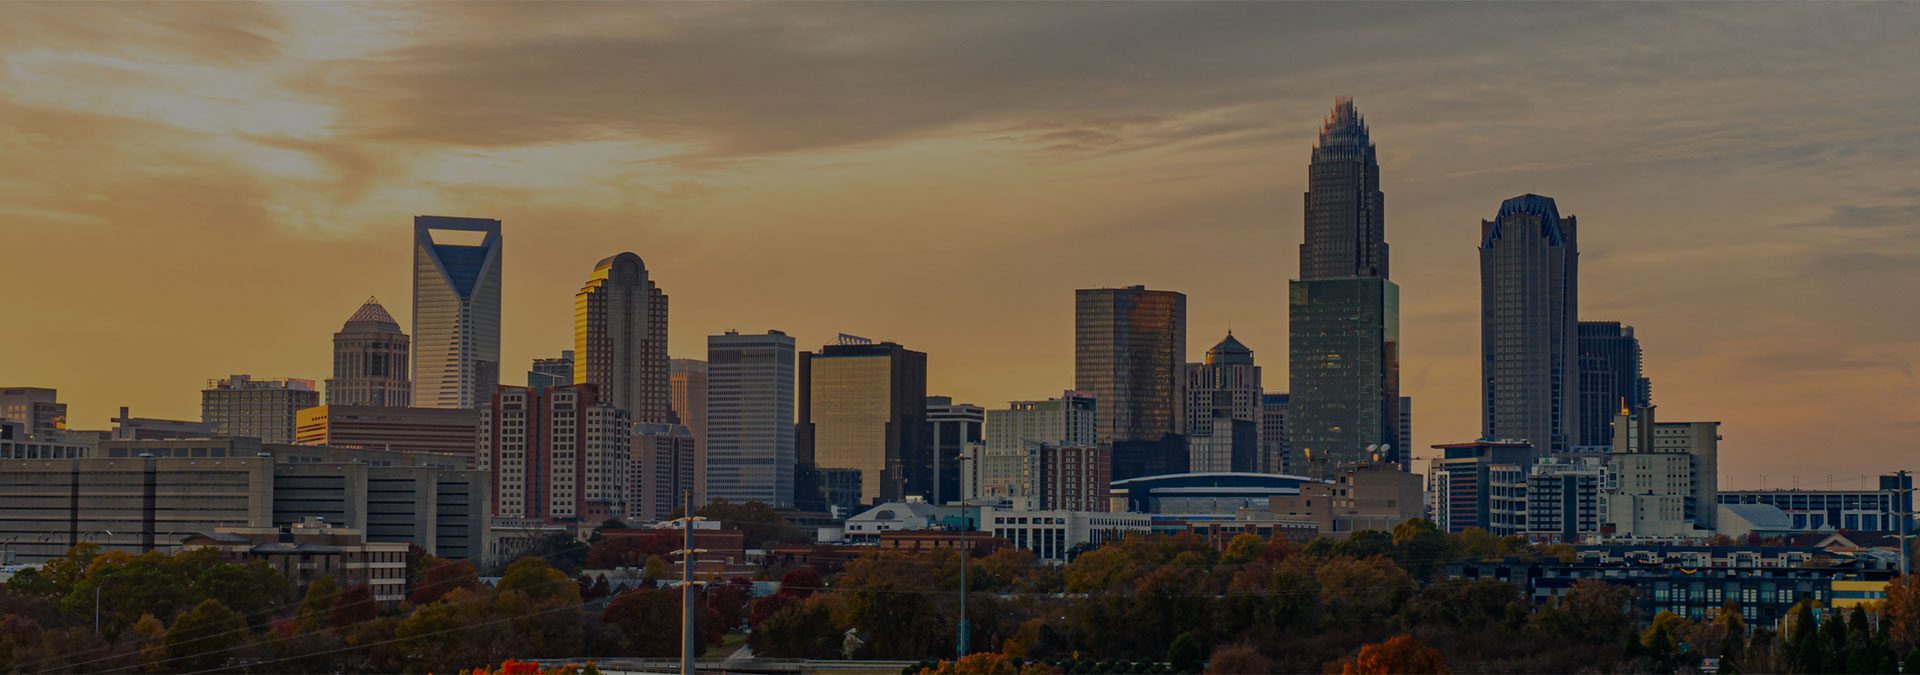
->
<box><xmin>1219</xmin><ymin>534</ymin><xmax>1265</xmax><ymax>566</ymax></box>
<box><xmin>1339</xmin><ymin>635</ymin><xmax>1451</xmax><ymax>674</ymax></box>
<box><xmin>749</xmin><ymin>593</ymin><xmax>842</xmax><ymax>658</ymax></box>
<box><xmin>603</xmin><ymin>588</ymin><xmax>686</xmax><ymax>656</ymax></box>
<box><xmin>1168</xmin><ymin>632</ymin><xmax>1203</xmax><ymax>673</ymax></box>
<box><xmin>296</xmin><ymin>576</ymin><xmax>342</xmax><ymax>631</ymax></box>
<box><xmin>1332</xmin><ymin>530</ymin><xmax>1394</xmax><ymax>560</ymax></box>
<box><xmin>1884</xmin><ymin>575</ymin><xmax>1920</xmax><ymax>655</ymax></box>
<box><xmin>587</xmin><ymin>530</ymin><xmax>680</xmax><ymax>569</ymax></box>
<box><xmin>1204</xmin><ymin>644</ymin><xmax>1273</xmax><ymax>674</ymax></box>
<box><xmin>1390</xmin><ymin>519</ymin><xmax>1450</xmax><ymax>579</ymax></box>
<box><xmin>1317</xmin><ymin>555</ymin><xmax>1416</xmax><ymax>630</ymax></box>
<box><xmin>410</xmin><ymin>558</ymin><xmax>482</xmax><ymax>606</ymax></box>
<box><xmin>330</xmin><ymin>583</ymin><xmax>379</xmax><ymax>629</ymax></box>
<box><xmin>166</xmin><ymin>599</ymin><xmax>247</xmax><ymax>673</ymax></box>
<box><xmin>695</xmin><ymin>500</ymin><xmax>809</xmax><ymax>548</ymax></box>
<box><xmin>499</xmin><ymin>557</ymin><xmax>581</xmax><ymax>606</ymax></box>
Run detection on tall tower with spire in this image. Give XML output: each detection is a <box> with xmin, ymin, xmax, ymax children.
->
<box><xmin>328</xmin><ymin>297</ymin><xmax>412</xmax><ymax>406</ymax></box>
<box><xmin>1288</xmin><ymin>98</ymin><xmax>1403</xmax><ymax>473</ymax></box>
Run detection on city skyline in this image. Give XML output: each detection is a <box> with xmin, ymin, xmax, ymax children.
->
<box><xmin>4</xmin><ymin>3</ymin><xmax>1918</xmax><ymax>487</ymax></box>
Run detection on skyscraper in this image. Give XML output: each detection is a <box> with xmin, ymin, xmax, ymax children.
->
<box><xmin>1184</xmin><ymin>333</ymin><xmax>1262</xmax><ymax>473</ymax></box>
<box><xmin>1075</xmin><ymin>286</ymin><xmax>1186</xmax><ymax>445</ymax></box>
<box><xmin>706</xmin><ymin>330</ymin><xmax>796</xmax><ymax>507</ymax></box>
<box><xmin>670</xmin><ymin>359</ymin><xmax>709</xmax><ymax>503</ymax></box>
<box><xmin>527</xmin><ymin>351</ymin><xmax>574</xmax><ymax>389</ymax></box>
<box><xmin>201</xmin><ymin>375</ymin><xmax>320</xmax><ymax>444</ymax></box>
<box><xmin>1576</xmin><ymin>321</ymin><xmax>1651</xmax><ymax>450</ymax></box>
<box><xmin>798</xmin><ymin>335</ymin><xmax>929</xmax><ymax>509</ymax></box>
<box><xmin>925</xmin><ymin>396</ymin><xmax>983</xmax><ymax>505</ymax></box>
<box><xmin>1288</xmin><ymin>98</ymin><xmax>1401</xmax><ymax>471</ymax></box>
<box><xmin>412</xmin><ymin>216</ymin><xmax>502</xmax><ymax>409</ymax></box>
<box><xmin>327</xmin><ymin>297</ymin><xmax>411</xmax><ymax>407</ymax></box>
<box><xmin>574</xmin><ymin>252</ymin><xmax>671</xmax><ymax>424</ymax></box>
<box><xmin>1259</xmin><ymin>393</ymin><xmax>1290</xmax><ymax>474</ymax></box>
<box><xmin>1480</xmin><ymin>194</ymin><xmax>1579</xmax><ymax>454</ymax></box>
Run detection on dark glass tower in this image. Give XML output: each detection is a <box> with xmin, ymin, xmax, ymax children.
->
<box><xmin>797</xmin><ymin>335</ymin><xmax>929</xmax><ymax>509</ymax></box>
<box><xmin>1288</xmin><ymin>98</ymin><xmax>1402</xmax><ymax>471</ymax></box>
<box><xmin>1576</xmin><ymin>321</ymin><xmax>1651</xmax><ymax>449</ymax></box>
<box><xmin>1480</xmin><ymin>194</ymin><xmax>1579</xmax><ymax>454</ymax></box>
<box><xmin>1075</xmin><ymin>286</ymin><xmax>1187</xmax><ymax>445</ymax></box>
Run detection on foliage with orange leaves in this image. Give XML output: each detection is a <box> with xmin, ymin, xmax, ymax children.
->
<box><xmin>1338</xmin><ymin>635</ymin><xmax>1450</xmax><ymax>675</ymax></box>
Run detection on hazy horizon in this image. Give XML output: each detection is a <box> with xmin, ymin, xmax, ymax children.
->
<box><xmin>4</xmin><ymin>3</ymin><xmax>1916</xmax><ymax>489</ymax></box>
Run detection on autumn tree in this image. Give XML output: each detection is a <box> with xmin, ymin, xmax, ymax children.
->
<box><xmin>1884</xmin><ymin>574</ymin><xmax>1920</xmax><ymax>655</ymax></box>
<box><xmin>410</xmin><ymin>558</ymin><xmax>482</xmax><ymax>606</ymax></box>
<box><xmin>1339</xmin><ymin>634</ymin><xmax>1451</xmax><ymax>674</ymax></box>
<box><xmin>165</xmin><ymin>599</ymin><xmax>247</xmax><ymax>673</ymax></box>
<box><xmin>1204</xmin><ymin>643</ymin><xmax>1274</xmax><ymax>674</ymax></box>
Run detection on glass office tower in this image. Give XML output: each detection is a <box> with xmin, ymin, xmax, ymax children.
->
<box><xmin>412</xmin><ymin>216</ymin><xmax>502</xmax><ymax>409</ymax></box>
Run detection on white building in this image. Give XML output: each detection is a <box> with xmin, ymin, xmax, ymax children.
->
<box><xmin>842</xmin><ymin>501</ymin><xmax>960</xmax><ymax>542</ymax></box>
<box><xmin>1602</xmin><ymin>405</ymin><xmax>1720</xmax><ymax>539</ymax></box>
<box><xmin>976</xmin><ymin>501</ymin><xmax>1152</xmax><ymax>563</ymax></box>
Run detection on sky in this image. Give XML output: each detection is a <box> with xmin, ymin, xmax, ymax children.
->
<box><xmin>2</xmin><ymin>2</ymin><xmax>1916</xmax><ymax>489</ymax></box>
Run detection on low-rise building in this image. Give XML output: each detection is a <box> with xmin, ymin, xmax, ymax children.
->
<box><xmin>1717</xmin><ymin>473</ymin><xmax>1914</xmax><ymax>533</ymax></box>
<box><xmin>202</xmin><ymin>375</ymin><xmax>320</xmax><ymax>444</ymax></box>
<box><xmin>293</xmin><ymin>405</ymin><xmax>482</xmax><ymax>468</ymax></box>
<box><xmin>843</xmin><ymin>501</ymin><xmax>961</xmax><ymax>542</ymax></box>
<box><xmin>182</xmin><ymin>521</ymin><xmax>410</xmax><ymax>603</ymax></box>
<box><xmin>1448</xmin><ymin>556</ymin><xmax>1893</xmax><ymax>626</ymax></box>
<box><xmin>0</xmin><ymin>421</ymin><xmax>91</xmax><ymax>460</ymax></box>
<box><xmin>1113</xmin><ymin>472</ymin><xmax>1314</xmax><ymax>515</ymax></box>
<box><xmin>976</xmin><ymin>503</ymin><xmax>1152</xmax><ymax>563</ymax></box>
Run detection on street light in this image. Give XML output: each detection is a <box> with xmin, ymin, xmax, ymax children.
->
<box><xmin>93</xmin><ymin>530</ymin><xmax>113</xmax><ymax>634</ymax></box>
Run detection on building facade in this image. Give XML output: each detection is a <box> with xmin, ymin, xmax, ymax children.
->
<box><xmin>183</xmin><ymin>523</ymin><xmax>411</xmax><ymax>603</ymax></box>
<box><xmin>1289</xmin><ymin>98</ymin><xmax>1401</xmax><ymax>473</ymax></box>
<box><xmin>979</xmin><ymin>391</ymin><xmax>1097</xmax><ymax>499</ymax></box>
<box><xmin>1427</xmin><ymin>440</ymin><xmax>1535</xmax><ymax>533</ymax></box>
<box><xmin>0</xmin><ymin>388</ymin><xmax>65</xmax><ymax>440</ymax></box>
<box><xmin>1259</xmin><ymin>393</ymin><xmax>1290</xmax><ymax>474</ymax></box>
<box><xmin>798</xmin><ymin>335</ymin><xmax>928</xmax><ymax>509</ymax></box>
<box><xmin>631</xmin><ymin>423</ymin><xmax>695</xmax><ymax>523</ymax></box>
<box><xmin>574</xmin><ymin>252</ymin><xmax>671</xmax><ymax>424</ymax></box>
<box><xmin>327</xmin><ymin>297</ymin><xmax>412</xmax><ymax>407</ymax></box>
<box><xmin>412</xmin><ymin>215</ymin><xmax>503</xmax><ymax>409</ymax></box>
<box><xmin>528</xmin><ymin>351</ymin><xmax>574</xmax><ymax>388</ymax></box>
<box><xmin>1033</xmin><ymin>445</ymin><xmax>1112</xmax><ymax>512</ymax></box>
<box><xmin>669</xmin><ymin>359</ymin><xmax>709</xmax><ymax>503</ymax></box>
<box><xmin>480</xmin><ymin>385</ymin><xmax>631</xmax><ymax>523</ymax></box>
<box><xmin>926</xmin><ymin>396</ymin><xmax>983</xmax><ymax>505</ymax></box>
<box><xmin>294</xmin><ymin>405</ymin><xmax>482</xmax><ymax>467</ymax></box>
<box><xmin>1266</xmin><ymin>461</ymin><xmax>1422</xmax><ymax>536</ymax></box>
<box><xmin>1576</xmin><ymin>321</ymin><xmax>1651</xmax><ymax>450</ymax></box>
<box><xmin>1075</xmin><ymin>286</ymin><xmax>1186</xmax><ymax>445</ymax></box>
<box><xmin>1481</xmin><ymin>194</ymin><xmax>1580</xmax><ymax>454</ymax></box>
<box><xmin>706</xmin><ymin>330</ymin><xmax>796</xmax><ymax>507</ymax></box>
<box><xmin>1184</xmin><ymin>334</ymin><xmax>1261</xmax><ymax>473</ymax></box>
<box><xmin>1604</xmin><ymin>405</ymin><xmax>1721</xmax><ymax>538</ymax></box>
<box><xmin>202</xmin><ymin>375</ymin><xmax>320</xmax><ymax>444</ymax></box>
<box><xmin>0</xmin><ymin>440</ymin><xmax>488</xmax><ymax>564</ymax></box>
<box><xmin>977</xmin><ymin>504</ymin><xmax>1153</xmax><ymax>563</ymax></box>
<box><xmin>1718</xmin><ymin>474</ymin><xmax>1914</xmax><ymax>533</ymax></box>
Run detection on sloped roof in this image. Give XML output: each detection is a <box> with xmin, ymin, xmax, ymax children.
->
<box><xmin>344</xmin><ymin>297</ymin><xmax>401</xmax><ymax>330</ymax></box>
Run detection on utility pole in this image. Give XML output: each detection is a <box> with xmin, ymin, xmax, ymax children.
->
<box><xmin>675</xmin><ymin>492</ymin><xmax>707</xmax><ymax>675</ymax></box>
<box><xmin>957</xmin><ymin>537</ymin><xmax>969</xmax><ymax>660</ymax></box>
<box><xmin>1898</xmin><ymin>470</ymin><xmax>1911</xmax><ymax>577</ymax></box>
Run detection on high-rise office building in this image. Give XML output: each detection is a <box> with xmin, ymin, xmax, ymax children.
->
<box><xmin>798</xmin><ymin>335</ymin><xmax>929</xmax><ymax>509</ymax></box>
<box><xmin>1481</xmin><ymin>194</ymin><xmax>1580</xmax><ymax>454</ymax></box>
<box><xmin>1075</xmin><ymin>286</ymin><xmax>1186</xmax><ymax>445</ymax></box>
<box><xmin>706</xmin><ymin>331</ymin><xmax>796</xmax><ymax>507</ymax></box>
<box><xmin>528</xmin><ymin>351</ymin><xmax>574</xmax><ymax>388</ymax></box>
<box><xmin>413</xmin><ymin>216</ymin><xmax>502</xmax><ymax>409</ymax></box>
<box><xmin>925</xmin><ymin>396</ymin><xmax>983</xmax><ymax>505</ymax></box>
<box><xmin>631</xmin><ymin>422</ymin><xmax>695</xmax><ymax>523</ymax></box>
<box><xmin>201</xmin><ymin>375</ymin><xmax>320</xmax><ymax>444</ymax></box>
<box><xmin>574</xmin><ymin>252</ymin><xmax>671</xmax><ymax>424</ymax></box>
<box><xmin>1576</xmin><ymin>322</ymin><xmax>1651</xmax><ymax>450</ymax></box>
<box><xmin>479</xmin><ymin>384</ymin><xmax>630</xmax><ymax>523</ymax></box>
<box><xmin>979</xmin><ymin>391</ymin><xmax>1098</xmax><ymax>498</ymax></box>
<box><xmin>0</xmin><ymin>388</ymin><xmax>65</xmax><ymax>439</ymax></box>
<box><xmin>1398</xmin><ymin>396</ymin><xmax>1413</xmax><ymax>462</ymax></box>
<box><xmin>670</xmin><ymin>359</ymin><xmax>709</xmax><ymax>503</ymax></box>
<box><xmin>1184</xmin><ymin>333</ymin><xmax>1262</xmax><ymax>473</ymax></box>
<box><xmin>1288</xmin><ymin>98</ymin><xmax>1401</xmax><ymax>472</ymax></box>
<box><xmin>1260</xmin><ymin>393</ymin><xmax>1290</xmax><ymax>474</ymax></box>
<box><xmin>327</xmin><ymin>297</ymin><xmax>412</xmax><ymax>407</ymax></box>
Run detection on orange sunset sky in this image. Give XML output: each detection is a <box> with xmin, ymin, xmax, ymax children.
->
<box><xmin>2</xmin><ymin>3</ymin><xmax>1916</xmax><ymax>488</ymax></box>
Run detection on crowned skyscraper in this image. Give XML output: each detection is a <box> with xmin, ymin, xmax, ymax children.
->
<box><xmin>1480</xmin><ymin>195</ymin><xmax>1579</xmax><ymax>454</ymax></box>
<box><xmin>327</xmin><ymin>297</ymin><xmax>411</xmax><ymax>407</ymax></box>
<box><xmin>412</xmin><ymin>216</ymin><xmax>502</xmax><ymax>409</ymax></box>
<box><xmin>1288</xmin><ymin>98</ymin><xmax>1402</xmax><ymax>472</ymax></box>
<box><xmin>574</xmin><ymin>252</ymin><xmax>671</xmax><ymax>424</ymax></box>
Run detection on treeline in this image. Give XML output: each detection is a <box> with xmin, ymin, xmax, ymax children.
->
<box><xmin>748</xmin><ymin>520</ymin><xmax>1920</xmax><ymax>674</ymax></box>
<box><xmin>0</xmin><ymin>542</ymin><xmax>750</xmax><ymax>673</ymax></box>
